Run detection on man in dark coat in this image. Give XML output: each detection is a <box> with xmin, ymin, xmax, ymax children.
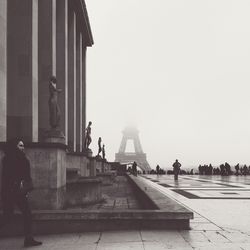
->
<box><xmin>173</xmin><ymin>159</ymin><xmax>181</xmax><ymax>180</ymax></box>
<box><xmin>0</xmin><ymin>138</ymin><xmax>42</xmax><ymax>247</ymax></box>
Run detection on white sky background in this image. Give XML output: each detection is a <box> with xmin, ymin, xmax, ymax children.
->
<box><xmin>85</xmin><ymin>0</ymin><xmax>250</xmax><ymax>169</ymax></box>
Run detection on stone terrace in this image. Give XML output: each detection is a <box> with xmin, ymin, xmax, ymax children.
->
<box><xmin>2</xmin><ymin>175</ymin><xmax>250</xmax><ymax>249</ymax></box>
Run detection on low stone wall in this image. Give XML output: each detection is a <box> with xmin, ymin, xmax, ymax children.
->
<box><xmin>0</xmin><ymin>174</ymin><xmax>194</xmax><ymax>235</ymax></box>
<box><xmin>103</xmin><ymin>161</ymin><xmax>111</xmax><ymax>172</ymax></box>
<box><xmin>127</xmin><ymin>174</ymin><xmax>194</xmax><ymax>218</ymax></box>
<box><xmin>66</xmin><ymin>177</ymin><xmax>102</xmax><ymax>207</ymax></box>
<box><xmin>0</xmin><ymin>210</ymin><xmax>193</xmax><ymax>236</ymax></box>
<box><xmin>0</xmin><ymin>142</ymin><xmax>67</xmax><ymax>210</ymax></box>
<box><xmin>97</xmin><ymin>172</ymin><xmax>116</xmax><ymax>186</ymax></box>
<box><xmin>127</xmin><ymin>175</ymin><xmax>158</xmax><ymax>209</ymax></box>
<box><xmin>66</xmin><ymin>153</ymin><xmax>91</xmax><ymax>178</ymax></box>
<box><xmin>0</xmin><ymin>143</ymin><xmax>99</xmax><ymax>210</ymax></box>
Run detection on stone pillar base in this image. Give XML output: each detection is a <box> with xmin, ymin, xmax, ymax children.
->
<box><xmin>90</xmin><ymin>158</ymin><xmax>96</xmax><ymax>177</ymax></box>
<box><xmin>45</xmin><ymin>129</ymin><xmax>65</xmax><ymax>144</ymax></box>
<box><xmin>82</xmin><ymin>148</ymin><xmax>93</xmax><ymax>157</ymax></box>
<box><xmin>25</xmin><ymin>143</ymin><xmax>67</xmax><ymax>209</ymax></box>
<box><xmin>29</xmin><ymin>187</ymin><xmax>66</xmax><ymax>210</ymax></box>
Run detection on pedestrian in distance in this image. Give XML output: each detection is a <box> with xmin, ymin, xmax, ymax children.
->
<box><xmin>132</xmin><ymin>161</ymin><xmax>137</xmax><ymax>176</ymax></box>
<box><xmin>0</xmin><ymin>138</ymin><xmax>42</xmax><ymax>247</ymax></box>
<box><xmin>156</xmin><ymin>165</ymin><xmax>160</xmax><ymax>176</ymax></box>
<box><xmin>173</xmin><ymin>159</ymin><xmax>181</xmax><ymax>180</ymax></box>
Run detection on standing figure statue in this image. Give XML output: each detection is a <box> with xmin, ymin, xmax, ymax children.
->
<box><xmin>84</xmin><ymin>121</ymin><xmax>92</xmax><ymax>149</ymax></box>
<box><xmin>48</xmin><ymin>76</ymin><xmax>61</xmax><ymax>129</ymax></box>
<box><xmin>97</xmin><ymin>137</ymin><xmax>102</xmax><ymax>156</ymax></box>
<box><xmin>102</xmin><ymin>144</ymin><xmax>105</xmax><ymax>159</ymax></box>
<box><xmin>173</xmin><ymin>159</ymin><xmax>181</xmax><ymax>180</ymax></box>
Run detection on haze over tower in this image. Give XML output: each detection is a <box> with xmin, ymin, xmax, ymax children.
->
<box><xmin>115</xmin><ymin>126</ymin><xmax>151</xmax><ymax>172</ymax></box>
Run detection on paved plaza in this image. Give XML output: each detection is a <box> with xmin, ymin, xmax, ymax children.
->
<box><xmin>2</xmin><ymin>175</ymin><xmax>250</xmax><ymax>249</ymax></box>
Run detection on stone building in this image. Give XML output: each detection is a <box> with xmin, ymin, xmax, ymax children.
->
<box><xmin>0</xmin><ymin>0</ymin><xmax>93</xmax><ymax>151</ymax></box>
<box><xmin>0</xmin><ymin>0</ymin><xmax>104</xmax><ymax>210</ymax></box>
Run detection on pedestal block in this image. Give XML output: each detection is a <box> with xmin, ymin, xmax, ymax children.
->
<box><xmin>66</xmin><ymin>152</ymin><xmax>91</xmax><ymax>178</ymax></box>
<box><xmin>89</xmin><ymin>158</ymin><xmax>96</xmax><ymax>177</ymax></box>
<box><xmin>45</xmin><ymin>129</ymin><xmax>65</xmax><ymax>144</ymax></box>
<box><xmin>103</xmin><ymin>162</ymin><xmax>111</xmax><ymax>172</ymax></box>
<box><xmin>80</xmin><ymin>156</ymin><xmax>90</xmax><ymax>177</ymax></box>
<box><xmin>95</xmin><ymin>158</ymin><xmax>103</xmax><ymax>174</ymax></box>
<box><xmin>82</xmin><ymin>148</ymin><xmax>92</xmax><ymax>157</ymax></box>
<box><xmin>66</xmin><ymin>177</ymin><xmax>101</xmax><ymax>207</ymax></box>
<box><xmin>25</xmin><ymin>143</ymin><xmax>67</xmax><ymax>209</ymax></box>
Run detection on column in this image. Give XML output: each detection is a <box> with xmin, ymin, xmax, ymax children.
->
<box><xmin>32</xmin><ymin>0</ymin><xmax>38</xmax><ymax>142</ymax></box>
<box><xmin>76</xmin><ymin>23</ymin><xmax>81</xmax><ymax>152</ymax></box>
<box><xmin>81</xmin><ymin>45</ymin><xmax>87</xmax><ymax>150</ymax></box>
<box><xmin>0</xmin><ymin>0</ymin><xmax>7</xmax><ymax>141</ymax></box>
<box><xmin>68</xmin><ymin>7</ymin><xmax>76</xmax><ymax>151</ymax></box>
<box><xmin>79</xmin><ymin>33</ymin><xmax>83</xmax><ymax>151</ymax></box>
<box><xmin>7</xmin><ymin>0</ymin><xmax>38</xmax><ymax>142</ymax></box>
<box><xmin>38</xmin><ymin>0</ymin><xmax>56</xmax><ymax>141</ymax></box>
<box><xmin>56</xmin><ymin>0</ymin><xmax>68</xmax><ymax>144</ymax></box>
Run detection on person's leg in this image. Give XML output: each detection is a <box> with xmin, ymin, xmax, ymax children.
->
<box><xmin>16</xmin><ymin>194</ymin><xmax>32</xmax><ymax>239</ymax></box>
<box><xmin>0</xmin><ymin>196</ymin><xmax>14</xmax><ymax>229</ymax></box>
<box><xmin>16</xmin><ymin>194</ymin><xmax>42</xmax><ymax>247</ymax></box>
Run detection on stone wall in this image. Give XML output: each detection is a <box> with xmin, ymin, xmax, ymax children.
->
<box><xmin>66</xmin><ymin>177</ymin><xmax>102</xmax><ymax>207</ymax></box>
<box><xmin>0</xmin><ymin>143</ymin><xmax>102</xmax><ymax>210</ymax></box>
<box><xmin>66</xmin><ymin>152</ymin><xmax>91</xmax><ymax>177</ymax></box>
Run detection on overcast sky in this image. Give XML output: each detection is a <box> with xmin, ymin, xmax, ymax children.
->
<box><xmin>85</xmin><ymin>0</ymin><xmax>250</xmax><ymax>169</ymax></box>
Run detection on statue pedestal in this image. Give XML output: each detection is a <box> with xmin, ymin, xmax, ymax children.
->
<box><xmin>45</xmin><ymin>129</ymin><xmax>65</xmax><ymax>144</ymax></box>
<box><xmin>24</xmin><ymin>143</ymin><xmax>67</xmax><ymax>210</ymax></box>
<box><xmin>95</xmin><ymin>155</ymin><xmax>102</xmax><ymax>160</ymax></box>
<box><xmin>82</xmin><ymin>148</ymin><xmax>93</xmax><ymax>157</ymax></box>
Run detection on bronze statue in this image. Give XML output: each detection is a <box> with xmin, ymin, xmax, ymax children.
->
<box><xmin>97</xmin><ymin>137</ymin><xmax>102</xmax><ymax>156</ymax></box>
<box><xmin>102</xmin><ymin>144</ymin><xmax>105</xmax><ymax>159</ymax></box>
<box><xmin>84</xmin><ymin>121</ymin><xmax>92</xmax><ymax>149</ymax></box>
<box><xmin>48</xmin><ymin>76</ymin><xmax>61</xmax><ymax>129</ymax></box>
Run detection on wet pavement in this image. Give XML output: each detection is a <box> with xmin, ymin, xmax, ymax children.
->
<box><xmin>2</xmin><ymin>174</ymin><xmax>250</xmax><ymax>250</ymax></box>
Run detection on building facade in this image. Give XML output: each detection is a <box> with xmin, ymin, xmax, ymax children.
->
<box><xmin>0</xmin><ymin>0</ymin><xmax>98</xmax><ymax>209</ymax></box>
<box><xmin>0</xmin><ymin>0</ymin><xmax>93</xmax><ymax>152</ymax></box>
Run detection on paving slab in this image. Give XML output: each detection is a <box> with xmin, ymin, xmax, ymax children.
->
<box><xmin>100</xmin><ymin>230</ymin><xmax>141</xmax><ymax>243</ymax></box>
<box><xmin>143</xmin><ymin>241</ymin><xmax>193</xmax><ymax>250</ymax></box>
<box><xmin>96</xmin><ymin>242</ymin><xmax>144</xmax><ymax>250</ymax></box>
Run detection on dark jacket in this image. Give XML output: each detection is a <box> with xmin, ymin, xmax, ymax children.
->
<box><xmin>1</xmin><ymin>151</ymin><xmax>31</xmax><ymax>199</ymax></box>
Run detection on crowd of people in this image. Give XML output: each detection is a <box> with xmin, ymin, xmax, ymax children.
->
<box><xmin>130</xmin><ymin>161</ymin><xmax>250</xmax><ymax>177</ymax></box>
<box><xmin>198</xmin><ymin>162</ymin><xmax>250</xmax><ymax>176</ymax></box>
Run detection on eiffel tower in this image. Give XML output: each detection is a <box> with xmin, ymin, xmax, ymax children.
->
<box><xmin>115</xmin><ymin>127</ymin><xmax>151</xmax><ymax>172</ymax></box>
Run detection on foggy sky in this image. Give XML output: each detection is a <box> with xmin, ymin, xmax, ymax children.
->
<box><xmin>85</xmin><ymin>0</ymin><xmax>250</xmax><ymax>169</ymax></box>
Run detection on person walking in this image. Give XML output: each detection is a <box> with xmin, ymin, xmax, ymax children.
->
<box><xmin>132</xmin><ymin>161</ymin><xmax>137</xmax><ymax>176</ymax></box>
<box><xmin>156</xmin><ymin>165</ymin><xmax>160</xmax><ymax>175</ymax></box>
<box><xmin>0</xmin><ymin>138</ymin><xmax>42</xmax><ymax>247</ymax></box>
<box><xmin>173</xmin><ymin>159</ymin><xmax>181</xmax><ymax>180</ymax></box>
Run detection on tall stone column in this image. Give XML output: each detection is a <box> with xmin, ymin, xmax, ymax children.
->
<box><xmin>56</xmin><ymin>0</ymin><xmax>68</xmax><ymax>144</ymax></box>
<box><xmin>81</xmin><ymin>46</ymin><xmax>87</xmax><ymax>151</ymax></box>
<box><xmin>38</xmin><ymin>0</ymin><xmax>57</xmax><ymax>141</ymax></box>
<box><xmin>76</xmin><ymin>24</ymin><xmax>81</xmax><ymax>152</ymax></box>
<box><xmin>0</xmin><ymin>0</ymin><xmax>7</xmax><ymax>141</ymax></box>
<box><xmin>79</xmin><ymin>33</ymin><xmax>83</xmax><ymax>152</ymax></box>
<box><xmin>7</xmin><ymin>0</ymin><xmax>38</xmax><ymax>142</ymax></box>
<box><xmin>68</xmin><ymin>7</ymin><xmax>76</xmax><ymax>152</ymax></box>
